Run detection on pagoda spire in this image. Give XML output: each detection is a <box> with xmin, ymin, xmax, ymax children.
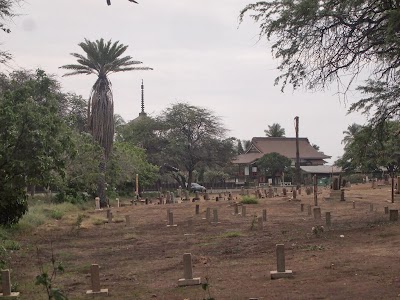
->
<box><xmin>139</xmin><ymin>79</ymin><xmax>147</xmax><ymax>117</ymax></box>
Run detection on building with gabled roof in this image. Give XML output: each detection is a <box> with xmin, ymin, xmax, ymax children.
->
<box><xmin>233</xmin><ymin>137</ymin><xmax>331</xmax><ymax>185</ymax></box>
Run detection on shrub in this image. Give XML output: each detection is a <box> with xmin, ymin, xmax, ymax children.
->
<box><xmin>241</xmin><ymin>196</ymin><xmax>258</xmax><ymax>204</ymax></box>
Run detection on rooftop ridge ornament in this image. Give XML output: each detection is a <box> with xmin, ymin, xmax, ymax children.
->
<box><xmin>107</xmin><ymin>0</ymin><xmax>138</xmax><ymax>6</ymax></box>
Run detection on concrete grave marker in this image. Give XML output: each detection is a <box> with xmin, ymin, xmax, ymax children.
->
<box><xmin>242</xmin><ymin>205</ymin><xmax>247</xmax><ymax>217</ymax></box>
<box><xmin>125</xmin><ymin>215</ymin><xmax>131</xmax><ymax>227</ymax></box>
<box><xmin>262</xmin><ymin>209</ymin><xmax>267</xmax><ymax>222</ymax></box>
<box><xmin>195</xmin><ymin>204</ymin><xmax>200</xmax><ymax>215</ymax></box>
<box><xmin>352</xmin><ymin>201</ymin><xmax>356</xmax><ymax>209</ymax></box>
<box><xmin>212</xmin><ymin>209</ymin><xmax>220</xmax><ymax>224</ymax></box>
<box><xmin>258</xmin><ymin>216</ymin><xmax>263</xmax><ymax>231</ymax></box>
<box><xmin>95</xmin><ymin>197</ymin><xmax>101</xmax><ymax>210</ymax></box>
<box><xmin>307</xmin><ymin>204</ymin><xmax>312</xmax><ymax>216</ymax></box>
<box><xmin>202</xmin><ymin>207</ymin><xmax>211</xmax><ymax>221</ymax></box>
<box><xmin>167</xmin><ymin>212</ymin><xmax>178</xmax><ymax>227</ymax></box>
<box><xmin>1</xmin><ymin>269</ymin><xmax>19</xmax><ymax>298</ymax></box>
<box><xmin>292</xmin><ymin>189</ymin><xmax>297</xmax><ymax>200</ymax></box>
<box><xmin>340</xmin><ymin>189</ymin><xmax>345</xmax><ymax>201</ymax></box>
<box><xmin>313</xmin><ymin>207</ymin><xmax>321</xmax><ymax>220</ymax></box>
<box><xmin>86</xmin><ymin>264</ymin><xmax>108</xmax><ymax>295</ymax></box>
<box><xmin>282</xmin><ymin>188</ymin><xmax>287</xmax><ymax>196</ymax></box>
<box><xmin>325</xmin><ymin>212</ymin><xmax>331</xmax><ymax>227</ymax></box>
<box><xmin>234</xmin><ymin>203</ymin><xmax>239</xmax><ymax>215</ymax></box>
<box><xmin>389</xmin><ymin>209</ymin><xmax>399</xmax><ymax>222</ymax></box>
<box><xmin>178</xmin><ymin>253</ymin><xmax>201</xmax><ymax>286</ymax></box>
<box><xmin>270</xmin><ymin>244</ymin><xmax>293</xmax><ymax>279</ymax></box>
<box><xmin>384</xmin><ymin>206</ymin><xmax>389</xmax><ymax>214</ymax></box>
<box><xmin>300</xmin><ymin>204</ymin><xmax>304</xmax><ymax>212</ymax></box>
<box><xmin>116</xmin><ymin>198</ymin><xmax>120</xmax><ymax>208</ymax></box>
<box><xmin>107</xmin><ymin>211</ymin><xmax>113</xmax><ymax>223</ymax></box>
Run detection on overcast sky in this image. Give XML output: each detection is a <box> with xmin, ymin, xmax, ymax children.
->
<box><xmin>3</xmin><ymin>0</ymin><xmax>367</xmax><ymax>163</ymax></box>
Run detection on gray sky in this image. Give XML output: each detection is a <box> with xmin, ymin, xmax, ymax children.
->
<box><xmin>3</xmin><ymin>0</ymin><xmax>366</xmax><ymax>163</ymax></box>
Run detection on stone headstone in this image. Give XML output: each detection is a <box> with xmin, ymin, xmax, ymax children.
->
<box><xmin>116</xmin><ymin>198</ymin><xmax>120</xmax><ymax>208</ymax></box>
<box><xmin>300</xmin><ymin>204</ymin><xmax>304</xmax><ymax>212</ymax></box>
<box><xmin>178</xmin><ymin>253</ymin><xmax>201</xmax><ymax>286</ymax></box>
<box><xmin>262</xmin><ymin>209</ymin><xmax>267</xmax><ymax>222</ymax></box>
<box><xmin>212</xmin><ymin>209</ymin><xmax>220</xmax><ymax>224</ymax></box>
<box><xmin>234</xmin><ymin>203</ymin><xmax>239</xmax><ymax>215</ymax></box>
<box><xmin>282</xmin><ymin>188</ymin><xmax>287</xmax><ymax>196</ymax></box>
<box><xmin>384</xmin><ymin>206</ymin><xmax>389</xmax><ymax>214</ymax></box>
<box><xmin>125</xmin><ymin>215</ymin><xmax>131</xmax><ymax>227</ymax></box>
<box><xmin>95</xmin><ymin>197</ymin><xmax>101</xmax><ymax>210</ymax></box>
<box><xmin>340</xmin><ymin>189</ymin><xmax>345</xmax><ymax>201</ymax></box>
<box><xmin>307</xmin><ymin>204</ymin><xmax>312</xmax><ymax>216</ymax></box>
<box><xmin>86</xmin><ymin>264</ymin><xmax>108</xmax><ymax>295</ymax></box>
<box><xmin>270</xmin><ymin>244</ymin><xmax>293</xmax><ymax>279</ymax></box>
<box><xmin>242</xmin><ymin>205</ymin><xmax>246</xmax><ymax>217</ymax></box>
<box><xmin>313</xmin><ymin>207</ymin><xmax>321</xmax><ymax>220</ymax></box>
<box><xmin>195</xmin><ymin>204</ymin><xmax>200</xmax><ymax>215</ymax></box>
<box><xmin>325</xmin><ymin>212</ymin><xmax>331</xmax><ymax>227</ymax></box>
<box><xmin>352</xmin><ymin>201</ymin><xmax>355</xmax><ymax>209</ymax></box>
<box><xmin>292</xmin><ymin>189</ymin><xmax>297</xmax><ymax>200</ymax></box>
<box><xmin>1</xmin><ymin>269</ymin><xmax>19</xmax><ymax>297</ymax></box>
<box><xmin>389</xmin><ymin>209</ymin><xmax>399</xmax><ymax>222</ymax></box>
<box><xmin>167</xmin><ymin>212</ymin><xmax>177</xmax><ymax>227</ymax></box>
<box><xmin>258</xmin><ymin>216</ymin><xmax>263</xmax><ymax>231</ymax></box>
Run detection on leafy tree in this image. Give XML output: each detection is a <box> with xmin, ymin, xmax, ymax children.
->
<box><xmin>107</xmin><ymin>142</ymin><xmax>159</xmax><ymax>195</ymax></box>
<box><xmin>336</xmin><ymin>122</ymin><xmax>400</xmax><ymax>175</ymax></box>
<box><xmin>311</xmin><ymin>144</ymin><xmax>320</xmax><ymax>151</ymax></box>
<box><xmin>236</xmin><ymin>139</ymin><xmax>245</xmax><ymax>155</ymax></box>
<box><xmin>240</xmin><ymin>1</ymin><xmax>400</xmax><ymax>91</ymax></box>
<box><xmin>158</xmin><ymin>103</ymin><xmax>235</xmax><ymax>188</ymax></box>
<box><xmin>264</xmin><ymin>123</ymin><xmax>285</xmax><ymax>137</ymax></box>
<box><xmin>117</xmin><ymin>116</ymin><xmax>167</xmax><ymax>165</ymax></box>
<box><xmin>0</xmin><ymin>0</ymin><xmax>16</xmax><ymax>63</ymax></box>
<box><xmin>58</xmin><ymin>93</ymin><xmax>87</xmax><ymax>133</ymax></box>
<box><xmin>242</xmin><ymin>140</ymin><xmax>251</xmax><ymax>152</ymax></box>
<box><xmin>203</xmin><ymin>169</ymin><xmax>229</xmax><ymax>186</ymax></box>
<box><xmin>60</xmin><ymin>38</ymin><xmax>152</xmax><ymax>207</ymax></box>
<box><xmin>0</xmin><ymin>70</ymin><xmax>73</xmax><ymax>225</ymax></box>
<box><xmin>256</xmin><ymin>152</ymin><xmax>292</xmax><ymax>184</ymax></box>
<box><xmin>342</xmin><ymin>123</ymin><xmax>363</xmax><ymax>146</ymax></box>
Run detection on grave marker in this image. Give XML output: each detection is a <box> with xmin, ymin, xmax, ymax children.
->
<box><xmin>212</xmin><ymin>209</ymin><xmax>220</xmax><ymax>224</ymax></box>
<box><xmin>325</xmin><ymin>212</ymin><xmax>331</xmax><ymax>227</ymax></box>
<box><xmin>258</xmin><ymin>217</ymin><xmax>263</xmax><ymax>231</ymax></box>
<box><xmin>352</xmin><ymin>201</ymin><xmax>355</xmax><ymax>209</ymax></box>
<box><xmin>86</xmin><ymin>264</ymin><xmax>108</xmax><ymax>295</ymax></box>
<box><xmin>384</xmin><ymin>206</ymin><xmax>389</xmax><ymax>214</ymax></box>
<box><xmin>313</xmin><ymin>207</ymin><xmax>321</xmax><ymax>220</ymax></box>
<box><xmin>167</xmin><ymin>212</ymin><xmax>177</xmax><ymax>227</ymax></box>
<box><xmin>262</xmin><ymin>209</ymin><xmax>267</xmax><ymax>222</ymax></box>
<box><xmin>125</xmin><ymin>215</ymin><xmax>131</xmax><ymax>227</ymax></box>
<box><xmin>307</xmin><ymin>204</ymin><xmax>312</xmax><ymax>216</ymax></box>
<box><xmin>95</xmin><ymin>197</ymin><xmax>101</xmax><ymax>210</ymax></box>
<box><xmin>300</xmin><ymin>204</ymin><xmax>304</xmax><ymax>212</ymax></box>
<box><xmin>242</xmin><ymin>205</ymin><xmax>247</xmax><ymax>217</ymax></box>
<box><xmin>270</xmin><ymin>244</ymin><xmax>293</xmax><ymax>279</ymax></box>
<box><xmin>1</xmin><ymin>269</ymin><xmax>19</xmax><ymax>297</ymax></box>
<box><xmin>389</xmin><ymin>209</ymin><xmax>399</xmax><ymax>222</ymax></box>
<box><xmin>178</xmin><ymin>253</ymin><xmax>201</xmax><ymax>286</ymax></box>
<box><xmin>195</xmin><ymin>204</ymin><xmax>200</xmax><ymax>215</ymax></box>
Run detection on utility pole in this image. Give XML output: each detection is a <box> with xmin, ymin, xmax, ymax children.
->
<box><xmin>294</xmin><ymin>116</ymin><xmax>300</xmax><ymax>189</ymax></box>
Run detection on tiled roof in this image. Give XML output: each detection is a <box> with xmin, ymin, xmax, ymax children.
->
<box><xmin>234</xmin><ymin>137</ymin><xmax>330</xmax><ymax>164</ymax></box>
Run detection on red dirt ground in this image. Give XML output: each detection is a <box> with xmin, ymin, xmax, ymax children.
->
<box><xmin>7</xmin><ymin>183</ymin><xmax>400</xmax><ymax>299</ymax></box>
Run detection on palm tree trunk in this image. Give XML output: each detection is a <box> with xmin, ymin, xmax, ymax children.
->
<box><xmin>98</xmin><ymin>155</ymin><xmax>107</xmax><ymax>208</ymax></box>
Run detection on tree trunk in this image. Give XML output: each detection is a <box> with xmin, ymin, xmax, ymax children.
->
<box><xmin>98</xmin><ymin>157</ymin><xmax>107</xmax><ymax>208</ymax></box>
<box><xmin>187</xmin><ymin>169</ymin><xmax>193</xmax><ymax>190</ymax></box>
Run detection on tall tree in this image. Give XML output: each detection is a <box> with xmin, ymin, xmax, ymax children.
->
<box><xmin>60</xmin><ymin>38</ymin><xmax>151</xmax><ymax>207</ymax></box>
<box><xmin>342</xmin><ymin>123</ymin><xmax>362</xmax><ymax>147</ymax></box>
<box><xmin>237</xmin><ymin>139</ymin><xmax>245</xmax><ymax>155</ymax></box>
<box><xmin>240</xmin><ymin>1</ymin><xmax>400</xmax><ymax>92</ymax></box>
<box><xmin>158</xmin><ymin>103</ymin><xmax>235</xmax><ymax>188</ymax></box>
<box><xmin>0</xmin><ymin>0</ymin><xmax>16</xmax><ymax>63</ymax></box>
<box><xmin>257</xmin><ymin>152</ymin><xmax>292</xmax><ymax>185</ymax></box>
<box><xmin>0</xmin><ymin>70</ymin><xmax>73</xmax><ymax>225</ymax></box>
<box><xmin>264</xmin><ymin>123</ymin><xmax>285</xmax><ymax>137</ymax></box>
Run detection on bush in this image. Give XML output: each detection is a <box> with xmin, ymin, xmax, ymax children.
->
<box><xmin>0</xmin><ymin>187</ymin><xmax>28</xmax><ymax>226</ymax></box>
<box><xmin>241</xmin><ymin>196</ymin><xmax>258</xmax><ymax>204</ymax></box>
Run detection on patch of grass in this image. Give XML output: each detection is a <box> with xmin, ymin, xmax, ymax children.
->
<box><xmin>49</xmin><ymin>210</ymin><xmax>64</xmax><ymax>220</ymax></box>
<box><xmin>113</xmin><ymin>217</ymin><xmax>125</xmax><ymax>223</ymax></box>
<box><xmin>18</xmin><ymin>207</ymin><xmax>46</xmax><ymax>230</ymax></box>
<box><xmin>123</xmin><ymin>233</ymin><xmax>138</xmax><ymax>240</ymax></box>
<box><xmin>2</xmin><ymin>239</ymin><xmax>21</xmax><ymax>250</ymax></box>
<box><xmin>304</xmin><ymin>244</ymin><xmax>325</xmax><ymax>251</ymax></box>
<box><xmin>221</xmin><ymin>231</ymin><xmax>242</xmax><ymax>238</ymax></box>
<box><xmin>92</xmin><ymin>218</ymin><xmax>107</xmax><ymax>226</ymax></box>
<box><xmin>241</xmin><ymin>196</ymin><xmax>258</xmax><ymax>204</ymax></box>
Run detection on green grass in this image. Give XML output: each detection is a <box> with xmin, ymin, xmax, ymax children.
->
<box><xmin>221</xmin><ymin>231</ymin><xmax>242</xmax><ymax>238</ymax></box>
<box><xmin>240</xmin><ymin>196</ymin><xmax>258</xmax><ymax>204</ymax></box>
<box><xmin>92</xmin><ymin>218</ymin><xmax>107</xmax><ymax>226</ymax></box>
<box><xmin>1</xmin><ymin>239</ymin><xmax>21</xmax><ymax>250</ymax></box>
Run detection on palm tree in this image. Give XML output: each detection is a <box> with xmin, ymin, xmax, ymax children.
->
<box><xmin>60</xmin><ymin>38</ymin><xmax>151</xmax><ymax>206</ymax></box>
<box><xmin>342</xmin><ymin>123</ymin><xmax>362</xmax><ymax>146</ymax></box>
<box><xmin>107</xmin><ymin>0</ymin><xmax>138</xmax><ymax>5</ymax></box>
<box><xmin>264</xmin><ymin>123</ymin><xmax>285</xmax><ymax>137</ymax></box>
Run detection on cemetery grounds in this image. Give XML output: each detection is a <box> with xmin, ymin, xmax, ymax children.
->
<box><xmin>2</xmin><ymin>183</ymin><xmax>400</xmax><ymax>300</ymax></box>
